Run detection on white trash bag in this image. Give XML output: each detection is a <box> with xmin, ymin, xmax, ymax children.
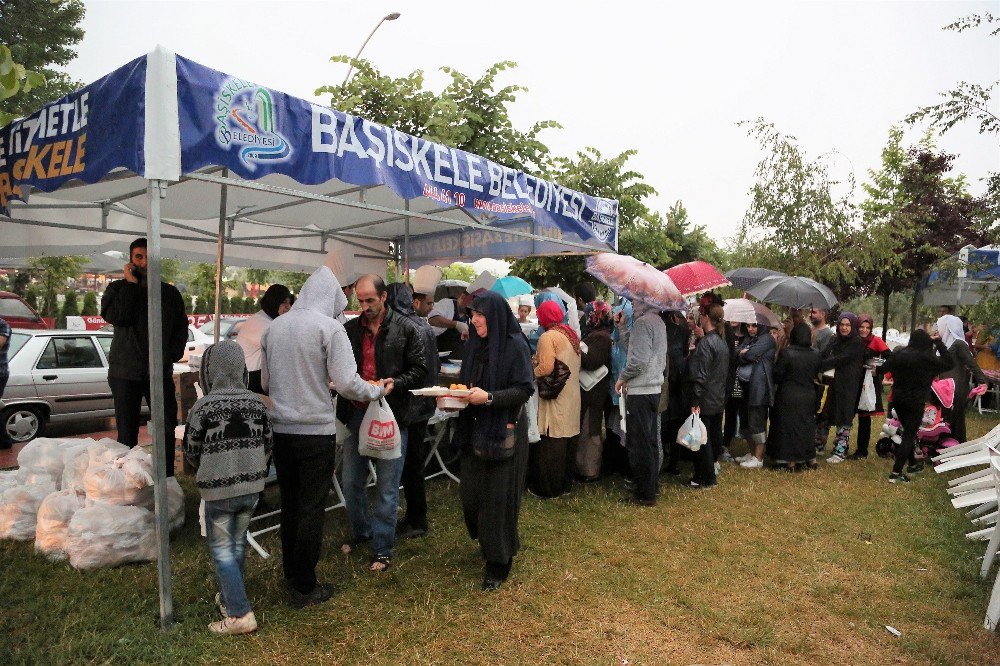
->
<box><xmin>166</xmin><ymin>476</ymin><xmax>185</xmax><ymax>532</ymax></box>
<box><xmin>0</xmin><ymin>482</ymin><xmax>57</xmax><ymax>540</ymax></box>
<box><xmin>0</xmin><ymin>470</ymin><xmax>19</xmax><ymax>496</ymax></box>
<box><xmin>858</xmin><ymin>370</ymin><xmax>878</xmax><ymax>412</ymax></box>
<box><xmin>677</xmin><ymin>413</ymin><xmax>708</xmax><ymax>452</ymax></box>
<box><xmin>62</xmin><ymin>439</ymin><xmax>128</xmax><ymax>495</ymax></box>
<box><xmin>358</xmin><ymin>397</ymin><xmax>402</xmax><ymax>460</ymax></box>
<box><xmin>66</xmin><ymin>504</ymin><xmax>157</xmax><ymax>570</ymax></box>
<box><xmin>84</xmin><ymin>447</ymin><xmax>154</xmax><ymax>509</ymax></box>
<box><xmin>35</xmin><ymin>489</ymin><xmax>85</xmax><ymax>560</ymax></box>
<box><xmin>16</xmin><ymin>437</ymin><xmax>86</xmax><ymax>488</ymax></box>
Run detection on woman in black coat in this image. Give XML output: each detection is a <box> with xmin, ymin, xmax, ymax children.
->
<box><xmin>454</xmin><ymin>291</ymin><xmax>534</xmax><ymax>590</ymax></box>
<box><xmin>771</xmin><ymin>323</ymin><xmax>821</xmax><ymax>471</ymax></box>
<box><xmin>818</xmin><ymin>312</ymin><xmax>866</xmax><ymax>463</ymax></box>
<box><xmin>576</xmin><ymin>301</ymin><xmax>613</xmax><ymax>480</ymax></box>
<box><xmin>937</xmin><ymin>314</ymin><xmax>988</xmax><ymax>443</ymax></box>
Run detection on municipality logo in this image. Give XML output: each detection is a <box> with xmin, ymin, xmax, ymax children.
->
<box><xmin>590</xmin><ymin>199</ymin><xmax>616</xmax><ymax>243</ymax></box>
<box><xmin>214</xmin><ymin>79</ymin><xmax>291</xmax><ymax>171</ymax></box>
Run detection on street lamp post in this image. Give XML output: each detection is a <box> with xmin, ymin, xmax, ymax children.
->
<box><xmin>342</xmin><ymin>12</ymin><xmax>401</xmax><ymax>85</ymax></box>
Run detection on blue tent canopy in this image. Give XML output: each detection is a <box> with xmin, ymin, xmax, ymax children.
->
<box><xmin>923</xmin><ymin>246</ymin><xmax>1000</xmax><ymax>306</ymax></box>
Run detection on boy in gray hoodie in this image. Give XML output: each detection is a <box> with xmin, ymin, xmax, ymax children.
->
<box><xmin>260</xmin><ymin>266</ymin><xmax>385</xmax><ymax>607</ymax></box>
<box><xmin>184</xmin><ymin>340</ymin><xmax>271</xmax><ymax>635</ymax></box>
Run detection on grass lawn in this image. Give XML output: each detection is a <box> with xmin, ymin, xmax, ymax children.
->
<box><xmin>3</xmin><ymin>413</ymin><xmax>1000</xmax><ymax>665</ymax></box>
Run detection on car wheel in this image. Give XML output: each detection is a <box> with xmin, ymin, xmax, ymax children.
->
<box><xmin>0</xmin><ymin>405</ymin><xmax>46</xmax><ymax>446</ymax></box>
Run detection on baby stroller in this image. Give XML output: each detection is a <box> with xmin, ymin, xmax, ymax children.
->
<box><xmin>876</xmin><ymin>378</ymin><xmax>961</xmax><ymax>459</ymax></box>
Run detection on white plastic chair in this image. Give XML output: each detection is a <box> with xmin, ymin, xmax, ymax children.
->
<box><xmin>933</xmin><ymin>423</ymin><xmax>1000</xmax><ymax>462</ymax></box>
<box><xmin>983</xmin><ymin>444</ymin><xmax>1000</xmax><ymax>631</ymax></box>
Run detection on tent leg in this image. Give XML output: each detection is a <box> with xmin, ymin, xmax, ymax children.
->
<box><xmin>146</xmin><ymin>179</ymin><xmax>174</xmax><ymax>631</ymax></box>
<box><xmin>214</xmin><ymin>168</ymin><xmax>228</xmax><ymax>342</ymax></box>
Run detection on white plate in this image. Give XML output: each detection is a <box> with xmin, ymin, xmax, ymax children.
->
<box><xmin>438</xmin><ymin>351</ymin><xmax>451</xmax><ymax>357</ymax></box>
<box><xmin>410</xmin><ymin>387</ymin><xmax>473</xmax><ymax>397</ymax></box>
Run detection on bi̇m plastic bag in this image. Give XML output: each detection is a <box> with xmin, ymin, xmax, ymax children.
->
<box><xmin>35</xmin><ymin>489</ymin><xmax>85</xmax><ymax>560</ymax></box>
<box><xmin>857</xmin><ymin>370</ymin><xmax>877</xmax><ymax>412</ymax></box>
<box><xmin>66</xmin><ymin>503</ymin><xmax>157</xmax><ymax>570</ymax></box>
<box><xmin>676</xmin><ymin>413</ymin><xmax>708</xmax><ymax>452</ymax></box>
<box><xmin>358</xmin><ymin>397</ymin><xmax>402</xmax><ymax>460</ymax></box>
<box><xmin>0</xmin><ymin>482</ymin><xmax>57</xmax><ymax>540</ymax></box>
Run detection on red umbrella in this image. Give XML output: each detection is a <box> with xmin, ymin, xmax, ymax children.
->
<box><xmin>665</xmin><ymin>261</ymin><xmax>731</xmax><ymax>297</ymax></box>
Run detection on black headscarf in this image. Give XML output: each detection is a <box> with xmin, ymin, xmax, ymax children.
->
<box><xmin>260</xmin><ymin>283</ymin><xmax>291</xmax><ymax>320</ymax></box>
<box><xmin>458</xmin><ymin>290</ymin><xmax>533</xmax><ymax>443</ymax></box>
<box><xmin>790</xmin><ymin>322</ymin><xmax>812</xmax><ymax>348</ymax></box>
<box><xmin>909</xmin><ymin>328</ymin><xmax>933</xmax><ymax>352</ymax></box>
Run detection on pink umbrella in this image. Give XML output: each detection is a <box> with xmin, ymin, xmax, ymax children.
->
<box><xmin>585</xmin><ymin>253</ymin><xmax>686</xmax><ymax>311</ymax></box>
<box><xmin>665</xmin><ymin>261</ymin><xmax>731</xmax><ymax>297</ymax></box>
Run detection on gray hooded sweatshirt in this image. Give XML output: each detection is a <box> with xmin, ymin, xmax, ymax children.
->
<box><xmin>183</xmin><ymin>340</ymin><xmax>272</xmax><ymax>501</ymax></box>
<box><xmin>261</xmin><ymin>266</ymin><xmax>383</xmax><ymax>435</ymax></box>
<box><xmin>618</xmin><ymin>303</ymin><xmax>667</xmax><ymax>396</ymax></box>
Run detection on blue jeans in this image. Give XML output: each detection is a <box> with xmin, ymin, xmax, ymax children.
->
<box><xmin>204</xmin><ymin>493</ymin><xmax>258</xmax><ymax>617</ymax></box>
<box><xmin>341</xmin><ymin>409</ymin><xmax>408</xmax><ymax>558</ymax></box>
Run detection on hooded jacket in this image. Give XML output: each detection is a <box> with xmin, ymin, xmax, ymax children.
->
<box><xmin>100</xmin><ymin>274</ymin><xmax>188</xmax><ymax>380</ymax></box>
<box><xmin>688</xmin><ymin>329</ymin><xmax>730</xmax><ymax>415</ymax></box>
<box><xmin>183</xmin><ymin>340</ymin><xmax>272</xmax><ymax>501</ymax></box>
<box><xmin>619</xmin><ymin>304</ymin><xmax>667</xmax><ymax>396</ymax></box>
<box><xmin>261</xmin><ymin>267</ymin><xmax>383</xmax><ymax>435</ymax></box>
<box><xmin>386</xmin><ymin>283</ymin><xmax>439</xmax><ymax>424</ymax></box>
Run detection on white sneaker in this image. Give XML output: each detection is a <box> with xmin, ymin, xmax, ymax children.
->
<box><xmin>740</xmin><ymin>457</ymin><xmax>763</xmax><ymax>469</ymax></box>
<box><xmin>209</xmin><ymin>611</ymin><xmax>257</xmax><ymax>635</ymax></box>
<box><xmin>714</xmin><ymin>462</ymin><xmax>722</xmax><ymax>475</ymax></box>
<box><xmin>826</xmin><ymin>454</ymin><xmax>845</xmax><ymax>464</ymax></box>
<box><xmin>734</xmin><ymin>453</ymin><xmax>753</xmax><ymax>463</ymax></box>
<box><xmin>214</xmin><ymin>592</ymin><xmax>227</xmax><ymax>618</ymax></box>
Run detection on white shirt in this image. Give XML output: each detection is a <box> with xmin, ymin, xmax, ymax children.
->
<box><xmin>235</xmin><ymin>310</ymin><xmax>272</xmax><ymax>372</ymax></box>
<box><xmin>428</xmin><ymin>298</ymin><xmax>456</xmax><ymax>336</ymax></box>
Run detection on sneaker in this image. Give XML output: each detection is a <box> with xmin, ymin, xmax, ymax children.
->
<box><xmin>906</xmin><ymin>462</ymin><xmax>924</xmax><ymax>474</ymax></box>
<box><xmin>214</xmin><ymin>592</ymin><xmax>227</xmax><ymax>618</ymax></box>
<box><xmin>734</xmin><ymin>453</ymin><xmax>753</xmax><ymax>463</ymax></box>
<box><xmin>289</xmin><ymin>583</ymin><xmax>334</xmax><ymax>609</ymax></box>
<box><xmin>714</xmin><ymin>461</ymin><xmax>722</xmax><ymax>475</ymax></box>
<box><xmin>826</xmin><ymin>454</ymin><xmax>845</xmax><ymax>464</ymax></box>
<box><xmin>888</xmin><ymin>472</ymin><xmax>911</xmax><ymax>484</ymax></box>
<box><xmin>740</xmin><ymin>457</ymin><xmax>764</xmax><ymax>469</ymax></box>
<box><xmin>209</xmin><ymin>611</ymin><xmax>257</xmax><ymax>635</ymax></box>
<box><xmin>720</xmin><ymin>448</ymin><xmax>735</xmax><ymax>463</ymax></box>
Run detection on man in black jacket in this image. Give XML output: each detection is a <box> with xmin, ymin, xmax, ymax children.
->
<box><xmin>687</xmin><ymin>305</ymin><xmax>729</xmax><ymax>489</ymax></box>
<box><xmin>100</xmin><ymin>238</ymin><xmax>188</xmax><ymax>476</ymax></box>
<box><xmin>337</xmin><ymin>274</ymin><xmax>427</xmax><ymax>570</ymax></box>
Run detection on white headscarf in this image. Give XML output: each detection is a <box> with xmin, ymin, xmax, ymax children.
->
<box><xmin>937</xmin><ymin>314</ymin><xmax>966</xmax><ymax>349</ymax></box>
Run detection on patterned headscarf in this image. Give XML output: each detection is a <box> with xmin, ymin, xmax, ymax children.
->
<box><xmin>588</xmin><ymin>300</ymin><xmax>613</xmax><ymax>331</ymax></box>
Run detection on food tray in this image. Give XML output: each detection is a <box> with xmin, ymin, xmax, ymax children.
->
<box><xmin>410</xmin><ymin>387</ymin><xmax>473</xmax><ymax>397</ymax></box>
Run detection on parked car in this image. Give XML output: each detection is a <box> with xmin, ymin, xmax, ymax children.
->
<box><xmin>181</xmin><ymin>324</ymin><xmax>213</xmax><ymax>363</ymax></box>
<box><xmin>0</xmin><ymin>329</ymin><xmax>146</xmax><ymax>444</ymax></box>
<box><xmin>0</xmin><ymin>291</ymin><xmax>48</xmax><ymax>330</ymax></box>
<box><xmin>197</xmin><ymin>317</ymin><xmax>245</xmax><ymax>342</ymax></box>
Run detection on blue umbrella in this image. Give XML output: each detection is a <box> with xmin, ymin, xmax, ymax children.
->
<box><xmin>490</xmin><ymin>275</ymin><xmax>534</xmax><ymax>298</ymax></box>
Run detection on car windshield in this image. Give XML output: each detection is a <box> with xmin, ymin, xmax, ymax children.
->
<box><xmin>7</xmin><ymin>332</ymin><xmax>31</xmax><ymax>359</ymax></box>
<box><xmin>199</xmin><ymin>320</ymin><xmax>238</xmax><ymax>337</ymax></box>
<box><xmin>0</xmin><ymin>298</ymin><xmax>37</xmax><ymax>318</ymax></box>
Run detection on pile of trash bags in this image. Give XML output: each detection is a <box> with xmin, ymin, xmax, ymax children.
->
<box><xmin>0</xmin><ymin>437</ymin><xmax>184</xmax><ymax>569</ymax></box>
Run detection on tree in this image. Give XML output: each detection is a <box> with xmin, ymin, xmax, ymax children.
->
<box><xmin>160</xmin><ymin>258</ymin><xmax>181</xmax><ymax>285</ymax></box>
<box><xmin>731</xmin><ymin>118</ymin><xmax>860</xmax><ymax>292</ymax></box>
<box><xmin>439</xmin><ymin>262</ymin><xmax>477</xmax><ymax>283</ymax></box>
<box><xmin>80</xmin><ymin>291</ymin><xmax>97</xmax><ymax>316</ymax></box>
<box><xmin>274</xmin><ymin>270</ymin><xmax>309</xmax><ymax>294</ymax></box>
<box><xmin>0</xmin><ymin>43</ymin><xmax>47</xmax><ymax>126</ymax></box>
<box><xmin>27</xmin><ymin>256</ymin><xmax>87</xmax><ymax>320</ymax></box>
<box><xmin>23</xmin><ymin>285</ymin><xmax>38</xmax><ymax>312</ymax></box>
<box><xmin>61</xmin><ymin>289</ymin><xmax>78</xmax><ymax>316</ymax></box>
<box><xmin>0</xmin><ymin>0</ymin><xmax>85</xmax><ymax>121</ymax></box>
<box><xmin>860</xmin><ymin>128</ymin><xmax>993</xmax><ymax>331</ymax></box>
<box><xmin>10</xmin><ymin>270</ymin><xmax>30</xmax><ymax>296</ymax></box>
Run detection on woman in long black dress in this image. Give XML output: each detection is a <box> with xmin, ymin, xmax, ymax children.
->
<box><xmin>817</xmin><ymin>312</ymin><xmax>866</xmax><ymax>464</ymax></box>
<box><xmin>937</xmin><ymin>314</ymin><xmax>988</xmax><ymax>443</ymax></box>
<box><xmin>454</xmin><ymin>290</ymin><xmax>534</xmax><ymax>591</ymax></box>
<box><xmin>771</xmin><ymin>323</ymin><xmax>821</xmax><ymax>471</ymax></box>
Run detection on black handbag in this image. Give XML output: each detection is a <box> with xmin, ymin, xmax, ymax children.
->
<box><xmin>537</xmin><ymin>359</ymin><xmax>571</xmax><ymax>400</ymax></box>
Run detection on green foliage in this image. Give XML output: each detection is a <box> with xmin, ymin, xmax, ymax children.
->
<box><xmin>244</xmin><ymin>268</ymin><xmax>272</xmax><ymax>289</ymax></box>
<box><xmin>10</xmin><ymin>271</ymin><xmax>31</xmax><ymax>296</ymax></box>
<box><xmin>218</xmin><ymin>295</ymin><xmax>230</xmax><ymax>315</ymax></box>
<box><xmin>0</xmin><ymin>0</ymin><xmax>85</xmax><ymax>122</ymax></box>
<box><xmin>22</xmin><ymin>285</ymin><xmax>38</xmax><ymax>312</ymax></box>
<box><xmin>318</xmin><ymin>58</ymin><xmax>559</xmax><ymax>175</ymax></box>
<box><xmin>27</xmin><ymin>255</ymin><xmax>87</xmax><ymax>319</ymax></box>
<box><xmin>79</xmin><ymin>291</ymin><xmax>97</xmax><ymax>316</ymax></box>
<box><xmin>0</xmin><ymin>44</ymin><xmax>46</xmax><ymax>126</ymax></box>
<box><xmin>439</xmin><ymin>262</ymin><xmax>476</xmax><ymax>283</ymax></box>
<box><xmin>274</xmin><ymin>270</ymin><xmax>308</xmax><ymax>294</ymax></box>
<box><xmin>60</xmin><ymin>289</ymin><xmax>78</xmax><ymax>317</ymax></box>
<box><xmin>160</xmin><ymin>258</ymin><xmax>182</xmax><ymax>285</ymax></box>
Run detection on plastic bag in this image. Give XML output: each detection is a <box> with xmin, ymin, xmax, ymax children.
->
<box><xmin>62</xmin><ymin>439</ymin><xmax>129</xmax><ymax>495</ymax></box>
<box><xmin>166</xmin><ymin>476</ymin><xmax>185</xmax><ymax>532</ymax></box>
<box><xmin>526</xmin><ymin>392</ymin><xmax>541</xmax><ymax>444</ymax></box>
<box><xmin>857</xmin><ymin>370</ymin><xmax>877</xmax><ymax>412</ymax></box>
<box><xmin>16</xmin><ymin>437</ymin><xmax>87</xmax><ymax>489</ymax></box>
<box><xmin>676</xmin><ymin>413</ymin><xmax>707</xmax><ymax>452</ymax></box>
<box><xmin>84</xmin><ymin>447</ymin><xmax>154</xmax><ymax>509</ymax></box>
<box><xmin>0</xmin><ymin>470</ymin><xmax>19</xmax><ymax>496</ymax></box>
<box><xmin>0</xmin><ymin>482</ymin><xmax>57</xmax><ymax>540</ymax></box>
<box><xmin>66</xmin><ymin>504</ymin><xmax>157</xmax><ymax>570</ymax></box>
<box><xmin>35</xmin><ymin>489</ymin><xmax>85</xmax><ymax>560</ymax></box>
<box><xmin>358</xmin><ymin>397</ymin><xmax>402</xmax><ymax>460</ymax></box>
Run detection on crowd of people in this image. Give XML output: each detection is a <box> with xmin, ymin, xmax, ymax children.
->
<box><xmin>94</xmin><ymin>239</ymin><xmax>996</xmax><ymax>635</ymax></box>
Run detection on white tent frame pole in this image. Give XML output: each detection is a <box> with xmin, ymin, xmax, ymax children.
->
<box><xmin>214</xmin><ymin>168</ymin><xmax>228</xmax><ymax>342</ymax></box>
<box><xmin>404</xmin><ymin>199</ymin><xmax>410</xmax><ymax>285</ymax></box>
<box><xmin>145</xmin><ymin>178</ymin><xmax>174</xmax><ymax>631</ymax></box>
<box><xmin>183</xmin><ymin>172</ymin><xmax>607</xmax><ymax>254</ymax></box>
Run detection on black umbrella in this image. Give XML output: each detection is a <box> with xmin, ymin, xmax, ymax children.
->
<box><xmin>724</xmin><ymin>267</ymin><xmax>788</xmax><ymax>291</ymax></box>
<box><xmin>746</xmin><ymin>275</ymin><xmax>838</xmax><ymax>309</ymax></box>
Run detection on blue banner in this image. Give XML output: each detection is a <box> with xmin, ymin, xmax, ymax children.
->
<box><xmin>176</xmin><ymin>56</ymin><xmax>617</xmax><ymax>251</ymax></box>
<box><xmin>0</xmin><ymin>56</ymin><xmax>147</xmax><ymax>214</ymax></box>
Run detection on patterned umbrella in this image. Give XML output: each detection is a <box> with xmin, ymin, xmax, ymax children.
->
<box><xmin>490</xmin><ymin>276</ymin><xmax>534</xmax><ymax>298</ymax></box>
<box><xmin>724</xmin><ymin>267</ymin><xmax>788</xmax><ymax>291</ymax></box>
<box><xmin>723</xmin><ymin>298</ymin><xmax>781</xmax><ymax>328</ymax></box>
<box><xmin>665</xmin><ymin>260</ymin><xmax>731</xmax><ymax>297</ymax></box>
<box><xmin>585</xmin><ymin>253</ymin><xmax>686</xmax><ymax>312</ymax></box>
<box><xmin>747</xmin><ymin>275</ymin><xmax>838</xmax><ymax>309</ymax></box>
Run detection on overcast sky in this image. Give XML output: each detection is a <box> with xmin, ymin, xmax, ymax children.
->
<box><xmin>68</xmin><ymin>0</ymin><xmax>999</xmax><ymax>246</ymax></box>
